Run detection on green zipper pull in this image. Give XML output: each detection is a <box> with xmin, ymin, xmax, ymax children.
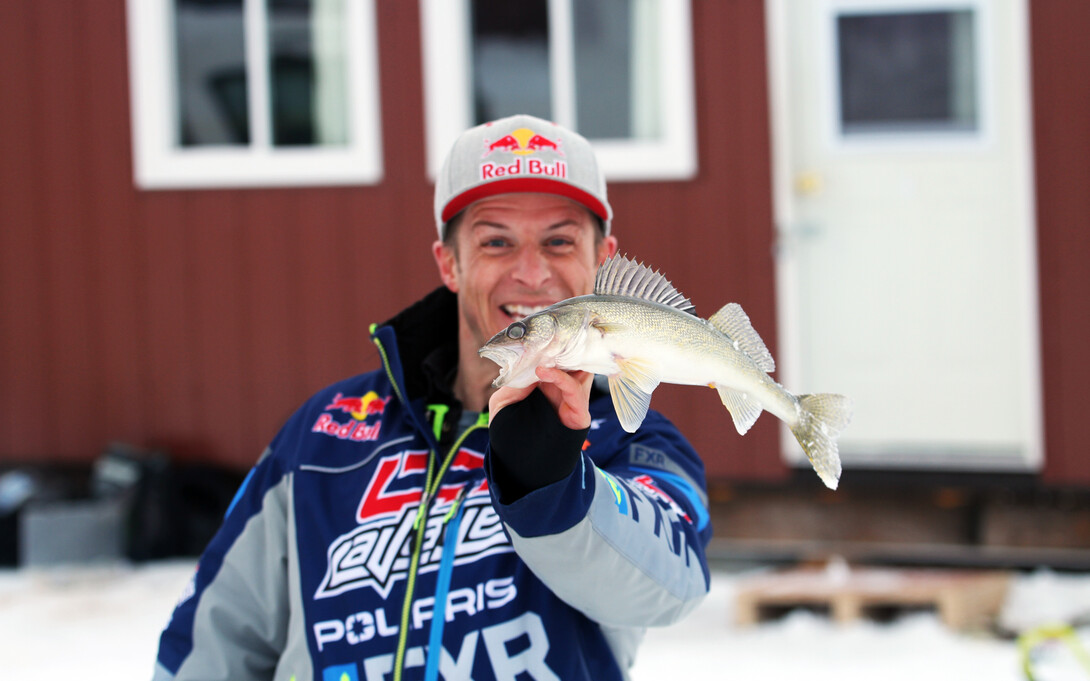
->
<box><xmin>442</xmin><ymin>485</ymin><xmax>469</xmax><ymax>524</ymax></box>
<box><xmin>412</xmin><ymin>492</ymin><xmax>430</xmax><ymax>531</ymax></box>
<box><xmin>426</xmin><ymin>404</ymin><xmax>450</xmax><ymax>441</ymax></box>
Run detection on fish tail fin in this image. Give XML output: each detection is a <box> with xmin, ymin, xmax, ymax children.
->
<box><xmin>790</xmin><ymin>394</ymin><xmax>853</xmax><ymax>490</ymax></box>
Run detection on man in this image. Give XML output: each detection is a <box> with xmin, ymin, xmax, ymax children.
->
<box><xmin>153</xmin><ymin>114</ymin><xmax>712</xmax><ymax>681</ymax></box>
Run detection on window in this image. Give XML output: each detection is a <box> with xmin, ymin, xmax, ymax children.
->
<box><xmin>420</xmin><ymin>0</ymin><xmax>696</xmax><ymax>181</ymax></box>
<box><xmin>127</xmin><ymin>0</ymin><xmax>382</xmax><ymax>189</ymax></box>
<box><xmin>832</xmin><ymin>4</ymin><xmax>982</xmax><ymax>138</ymax></box>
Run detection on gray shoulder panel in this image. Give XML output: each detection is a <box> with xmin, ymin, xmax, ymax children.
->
<box><xmin>506</xmin><ymin>466</ymin><xmax>707</xmax><ymax>631</ymax></box>
<box><xmin>173</xmin><ymin>473</ymin><xmax>300</xmax><ymax>681</ymax></box>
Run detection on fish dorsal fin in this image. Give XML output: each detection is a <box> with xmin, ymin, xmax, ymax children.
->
<box><xmin>707</xmin><ymin>303</ymin><xmax>775</xmax><ymax>373</ymax></box>
<box><xmin>594</xmin><ymin>255</ymin><xmax>696</xmax><ymax>315</ymax></box>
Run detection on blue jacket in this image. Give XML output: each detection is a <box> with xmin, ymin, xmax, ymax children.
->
<box><xmin>154</xmin><ymin>287</ymin><xmax>711</xmax><ymax>681</ymax></box>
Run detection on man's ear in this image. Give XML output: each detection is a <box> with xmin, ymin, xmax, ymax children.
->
<box><xmin>432</xmin><ymin>240</ymin><xmax>460</xmax><ymax>293</ymax></box>
<box><xmin>597</xmin><ymin>235</ymin><xmax>619</xmax><ymax>265</ymax></box>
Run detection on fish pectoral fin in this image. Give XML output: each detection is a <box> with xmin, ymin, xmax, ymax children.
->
<box><xmin>615</xmin><ymin>356</ymin><xmax>659</xmax><ymax>393</ymax></box>
<box><xmin>608</xmin><ymin>376</ymin><xmax>654</xmax><ymax>433</ymax></box>
<box><xmin>590</xmin><ymin>319</ymin><xmax>626</xmax><ymax>336</ymax></box>
<box><xmin>715</xmin><ymin>385</ymin><xmax>763</xmax><ymax>435</ymax></box>
<box><xmin>607</xmin><ymin>357</ymin><xmax>660</xmax><ymax>433</ymax></box>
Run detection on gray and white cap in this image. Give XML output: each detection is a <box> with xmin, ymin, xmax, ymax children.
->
<box><xmin>433</xmin><ymin>114</ymin><xmax>613</xmax><ymax>239</ymax></box>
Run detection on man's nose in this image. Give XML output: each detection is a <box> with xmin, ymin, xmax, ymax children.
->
<box><xmin>511</xmin><ymin>248</ymin><xmax>551</xmax><ymax>288</ymax></box>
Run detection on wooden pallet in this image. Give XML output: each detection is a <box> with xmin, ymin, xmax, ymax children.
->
<box><xmin>734</xmin><ymin>565</ymin><xmax>1010</xmax><ymax>629</ymax></box>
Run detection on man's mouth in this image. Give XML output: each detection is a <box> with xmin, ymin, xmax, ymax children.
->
<box><xmin>501</xmin><ymin>303</ymin><xmax>551</xmax><ymax>320</ymax></box>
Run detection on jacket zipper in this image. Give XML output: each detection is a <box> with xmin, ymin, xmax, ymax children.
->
<box><xmin>393</xmin><ymin>413</ymin><xmax>487</xmax><ymax>681</ymax></box>
<box><xmin>371</xmin><ymin>328</ymin><xmax>489</xmax><ymax>681</ymax></box>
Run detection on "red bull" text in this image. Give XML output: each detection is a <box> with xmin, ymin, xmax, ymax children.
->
<box><xmin>312</xmin><ymin>414</ymin><xmax>382</xmax><ymax>442</ymax></box>
<box><xmin>479</xmin><ymin>158</ymin><xmax>567</xmax><ymax>181</ymax></box>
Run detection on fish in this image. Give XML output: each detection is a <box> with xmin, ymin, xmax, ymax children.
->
<box><xmin>478</xmin><ymin>254</ymin><xmax>852</xmax><ymax>489</ymax></box>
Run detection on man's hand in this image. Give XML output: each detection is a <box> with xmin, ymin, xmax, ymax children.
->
<box><xmin>489</xmin><ymin>367</ymin><xmax>593</xmax><ymax>430</ymax></box>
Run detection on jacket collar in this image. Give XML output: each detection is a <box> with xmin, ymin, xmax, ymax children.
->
<box><xmin>376</xmin><ymin>286</ymin><xmax>459</xmax><ymax>405</ymax></box>
<box><xmin>374</xmin><ymin>285</ymin><xmax>609</xmax><ymax>409</ymax></box>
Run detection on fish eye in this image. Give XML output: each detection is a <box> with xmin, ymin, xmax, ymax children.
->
<box><xmin>506</xmin><ymin>322</ymin><xmax>526</xmax><ymax>340</ymax></box>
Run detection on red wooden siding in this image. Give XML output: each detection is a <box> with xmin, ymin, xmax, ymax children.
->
<box><xmin>1030</xmin><ymin>0</ymin><xmax>1090</xmax><ymax>484</ymax></box>
<box><xmin>1</xmin><ymin>1</ymin><xmax>1087</xmax><ymax>485</ymax></box>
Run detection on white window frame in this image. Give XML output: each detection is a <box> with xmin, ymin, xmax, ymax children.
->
<box><xmin>126</xmin><ymin>0</ymin><xmax>383</xmax><ymax>189</ymax></box>
<box><xmin>420</xmin><ymin>0</ymin><xmax>697</xmax><ymax>181</ymax></box>
<box><xmin>821</xmin><ymin>0</ymin><xmax>994</xmax><ymax>152</ymax></box>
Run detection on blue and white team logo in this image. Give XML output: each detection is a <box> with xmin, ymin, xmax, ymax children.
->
<box><xmin>315</xmin><ymin>449</ymin><xmax>511</xmax><ymax>600</ymax></box>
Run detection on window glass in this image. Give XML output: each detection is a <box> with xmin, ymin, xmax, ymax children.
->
<box><xmin>572</xmin><ymin>0</ymin><xmax>635</xmax><ymax>139</ymax></box>
<box><xmin>421</xmin><ymin>0</ymin><xmax>695</xmax><ymax>180</ymax></box>
<box><xmin>175</xmin><ymin>0</ymin><xmax>249</xmax><ymax>146</ymax></box>
<box><xmin>470</xmin><ymin>0</ymin><xmax>551</xmax><ymax>123</ymax></box>
<box><xmin>129</xmin><ymin>0</ymin><xmax>382</xmax><ymax>187</ymax></box>
<box><xmin>268</xmin><ymin>0</ymin><xmax>349</xmax><ymax>146</ymax></box>
<box><xmin>467</xmin><ymin>0</ymin><xmax>661</xmax><ymax>141</ymax></box>
<box><xmin>173</xmin><ymin>0</ymin><xmax>350</xmax><ymax>148</ymax></box>
<box><xmin>837</xmin><ymin>10</ymin><xmax>977</xmax><ymax>134</ymax></box>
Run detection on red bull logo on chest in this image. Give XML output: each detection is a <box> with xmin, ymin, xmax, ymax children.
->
<box><xmin>312</xmin><ymin>391</ymin><xmax>391</xmax><ymax>443</ymax></box>
<box><xmin>480</xmin><ymin>127</ymin><xmax>566</xmax><ymax>180</ymax></box>
<box><xmin>325</xmin><ymin>391</ymin><xmax>389</xmax><ymax>421</ymax></box>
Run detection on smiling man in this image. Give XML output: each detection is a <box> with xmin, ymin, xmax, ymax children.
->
<box><xmin>434</xmin><ymin>191</ymin><xmax>615</xmax><ymax>417</ymax></box>
<box><xmin>153</xmin><ymin>115</ymin><xmax>712</xmax><ymax>681</ymax></box>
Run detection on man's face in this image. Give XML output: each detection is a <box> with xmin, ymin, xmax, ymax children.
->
<box><xmin>433</xmin><ymin>192</ymin><xmax>618</xmax><ymax>353</ymax></box>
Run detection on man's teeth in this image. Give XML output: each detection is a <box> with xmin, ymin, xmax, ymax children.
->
<box><xmin>503</xmin><ymin>304</ymin><xmax>550</xmax><ymax>318</ymax></box>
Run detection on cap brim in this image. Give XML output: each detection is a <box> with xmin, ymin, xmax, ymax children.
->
<box><xmin>440</xmin><ymin>177</ymin><xmax>611</xmax><ymax>225</ymax></box>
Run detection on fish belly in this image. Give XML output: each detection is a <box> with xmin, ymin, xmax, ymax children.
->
<box><xmin>612</xmin><ymin>318</ymin><xmax>799</xmax><ymax>425</ymax></box>
<box><xmin>573</xmin><ymin>300</ymin><xmax>800</xmax><ymax>426</ymax></box>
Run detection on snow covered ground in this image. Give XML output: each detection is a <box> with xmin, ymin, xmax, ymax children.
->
<box><xmin>3</xmin><ymin>560</ymin><xmax>1090</xmax><ymax>680</ymax></box>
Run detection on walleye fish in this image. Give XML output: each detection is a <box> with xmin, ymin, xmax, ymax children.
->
<box><xmin>478</xmin><ymin>255</ymin><xmax>852</xmax><ymax>489</ymax></box>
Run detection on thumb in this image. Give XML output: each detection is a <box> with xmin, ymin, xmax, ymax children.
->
<box><xmin>487</xmin><ymin>383</ymin><xmax>538</xmax><ymax>425</ymax></box>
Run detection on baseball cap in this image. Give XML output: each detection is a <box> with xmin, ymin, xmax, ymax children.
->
<box><xmin>433</xmin><ymin>114</ymin><xmax>613</xmax><ymax>239</ymax></box>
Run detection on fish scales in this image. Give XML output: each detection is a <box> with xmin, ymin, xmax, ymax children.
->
<box><xmin>479</xmin><ymin>255</ymin><xmax>852</xmax><ymax>489</ymax></box>
<box><xmin>553</xmin><ymin>295</ymin><xmax>800</xmax><ymax>423</ymax></box>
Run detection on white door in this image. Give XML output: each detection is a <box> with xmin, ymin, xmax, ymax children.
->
<box><xmin>766</xmin><ymin>0</ymin><xmax>1041</xmax><ymax>470</ymax></box>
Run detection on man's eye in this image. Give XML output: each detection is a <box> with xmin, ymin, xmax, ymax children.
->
<box><xmin>482</xmin><ymin>237</ymin><xmax>508</xmax><ymax>248</ymax></box>
<box><xmin>546</xmin><ymin>237</ymin><xmax>573</xmax><ymax>248</ymax></box>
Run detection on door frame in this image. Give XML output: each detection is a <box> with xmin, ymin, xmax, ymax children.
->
<box><xmin>764</xmin><ymin>0</ymin><xmax>1044</xmax><ymax>472</ymax></box>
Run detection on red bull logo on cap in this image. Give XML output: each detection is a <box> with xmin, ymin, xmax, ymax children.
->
<box><xmin>482</xmin><ymin>127</ymin><xmax>563</xmax><ymax>157</ymax></box>
<box><xmin>480</xmin><ymin>127</ymin><xmax>567</xmax><ymax>181</ymax></box>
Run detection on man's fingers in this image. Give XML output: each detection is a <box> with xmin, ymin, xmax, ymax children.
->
<box><xmin>535</xmin><ymin>367</ymin><xmax>593</xmax><ymax>430</ymax></box>
<box><xmin>486</xmin><ymin>368</ymin><xmax>594</xmax><ymax>430</ymax></box>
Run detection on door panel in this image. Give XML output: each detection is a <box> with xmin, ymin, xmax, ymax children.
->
<box><xmin>767</xmin><ymin>0</ymin><xmax>1041</xmax><ymax>469</ymax></box>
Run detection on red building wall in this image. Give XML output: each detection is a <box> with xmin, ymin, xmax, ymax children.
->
<box><xmin>1029</xmin><ymin>0</ymin><xmax>1090</xmax><ymax>485</ymax></box>
<box><xmin>1</xmin><ymin>0</ymin><xmax>1087</xmax><ymax>486</ymax></box>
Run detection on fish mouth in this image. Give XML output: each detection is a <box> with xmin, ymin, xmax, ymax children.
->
<box><xmin>478</xmin><ymin>343</ymin><xmax>523</xmax><ymax>387</ymax></box>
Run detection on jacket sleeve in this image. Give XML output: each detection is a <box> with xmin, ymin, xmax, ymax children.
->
<box><xmin>486</xmin><ymin>392</ymin><xmax>711</xmax><ymax>628</ymax></box>
<box><xmin>152</xmin><ymin>447</ymin><xmax>295</xmax><ymax>681</ymax></box>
